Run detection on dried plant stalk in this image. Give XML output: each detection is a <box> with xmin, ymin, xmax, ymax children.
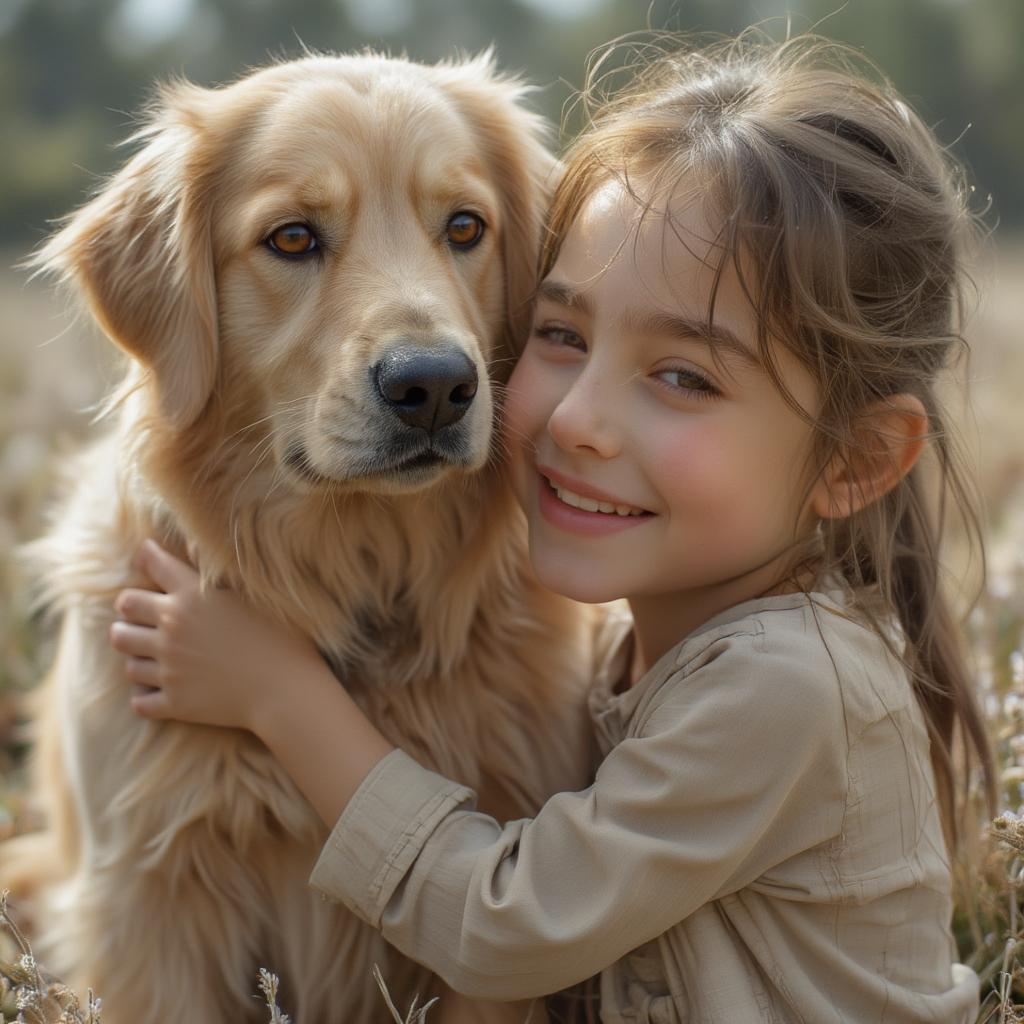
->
<box><xmin>0</xmin><ymin>889</ymin><xmax>102</xmax><ymax>1023</ymax></box>
<box><xmin>372</xmin><ymin>964</ymin><xmax>439</xmax><ymax>1024</ymax></box>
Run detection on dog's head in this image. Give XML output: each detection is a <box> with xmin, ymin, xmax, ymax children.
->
<box><xmin>35</xmin><ymin>52</ymin><xmax>553</xmax><ymax>496</ymax></box>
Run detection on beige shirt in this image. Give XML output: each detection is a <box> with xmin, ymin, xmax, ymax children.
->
<box><xmin>309</xmin><ymin>586</ymin><xmax>980</xmax><ymax>1022</ymax></box>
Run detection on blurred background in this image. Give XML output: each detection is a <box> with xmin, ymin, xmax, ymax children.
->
<box><xmin>4</xmin><ymin>0</ymin><xmax>1024</xmax><ymax>238</ymax></box>
<box><xmin>1</xmin><ymin>0</ymin><xmax>1022</xmax><ymax>796</ymax></box>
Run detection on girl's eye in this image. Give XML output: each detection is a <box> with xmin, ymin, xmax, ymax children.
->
<box><xmin>267</xmin><ymin>223</ymin><xmax>319</xmax><ymax>257</ymax></box>
<box><xmin>654</xmin><ymin>367</ymin><xmax>720</xmax><ymax>399</ymax></box>
<box><xmin>531</xmin><ymin>324</ymin><xmax>585</xmax><ymax>350</ymax></box>
<box><xmin>446</xmin><ymin>212</ymin><xmax>485</xmax><ymax>250</ymax></box>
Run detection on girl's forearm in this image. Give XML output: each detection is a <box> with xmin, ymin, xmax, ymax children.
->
<box><xmin>252</xmin><ymin>663</ymin><xmax>395</xmax><ymax>828</ymax></box>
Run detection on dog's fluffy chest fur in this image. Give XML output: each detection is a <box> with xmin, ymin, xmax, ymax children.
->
<box><xmin>30</xmin><ymin>424</ymin><xmax>593</xmax><ymax>816</ymax></box>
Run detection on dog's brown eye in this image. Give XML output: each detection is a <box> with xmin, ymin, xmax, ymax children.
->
<box><xmin>268</xmin><ymin>223</ymin><xmax>318</xmax><ymax>256</ymax></box>
<box><xmin>445</xmin><ymin>212</ymin><xmax>484</xmax><ymax>250</ymax></box>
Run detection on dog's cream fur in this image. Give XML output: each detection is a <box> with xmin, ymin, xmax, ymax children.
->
<box><xmin>3</xmin><ymin>53</ymin><xmax>596</xmax><ymax>1023</ymax></box>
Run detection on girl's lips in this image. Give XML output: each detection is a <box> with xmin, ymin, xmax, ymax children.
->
<box><xmin>536</xmin><ymin>464</ymin><xmax>648</xmax><ymax>511</ymax></box>
<box><xmin>536</xmin><ymin>466</ymin><xmax>630</xmax><ymax>509</ymax></box>
<box><xmin>536</xmin><ymin>470</ymin><xmax>655</xmax><ymax>536</ymax></box>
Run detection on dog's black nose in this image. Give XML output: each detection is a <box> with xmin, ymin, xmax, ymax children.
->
<box><xmin>374</xmin><ymin>346</ymin><xmax>478</xmax><ymax>432</ymax></box>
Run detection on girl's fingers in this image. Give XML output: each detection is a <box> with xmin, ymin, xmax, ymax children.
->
<box><xmin>137</xmin><ymin>539</ymin><xmax>199</xmax><ymax>593</ymax></box>
<box><xmin>109</xmin><ymin>620</ymin><xmax>161</xmax><ymax>659</ymax></box>
<box><xmin>124</xmin><ymin>655</ymin><xmax>162</xmax><ymax>688</ymax></box>
<box><xmin>114</xmin><ymin>587</ymin><xmax>165</xmax><ymax>627</ymax></box>
<box><xmin>129</xmin><ymin>682</ymin><xmax>171</xmax><ymax>720</ymax></box>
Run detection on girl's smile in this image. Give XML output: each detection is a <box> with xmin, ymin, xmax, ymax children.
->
<box><xmin>504</xmin><ymin>179</ymin><xmax>827</xmax><ymax>667</ymax></box>
<box><xmin>537</xmin><ymin>463</ymin><xmax>655</xmax><ymax>535</ymax></box>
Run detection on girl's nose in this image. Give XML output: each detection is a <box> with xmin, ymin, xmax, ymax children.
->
<box><xmin>546</xmin><ymin>372</ymin><xmax>622</xmax><ymax>458</ymax></box>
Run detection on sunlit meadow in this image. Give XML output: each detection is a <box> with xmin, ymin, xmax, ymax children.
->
<box><xmin>1</xmin><ymin>242</ymin><xmax>1023</xmax><ymax>1020</ymax></box>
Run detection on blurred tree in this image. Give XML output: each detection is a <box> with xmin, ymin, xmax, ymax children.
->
<box><xmin>0</xmin><ymin>0</ymin><xmax>1020</xmax><ymax>248</ymax></box>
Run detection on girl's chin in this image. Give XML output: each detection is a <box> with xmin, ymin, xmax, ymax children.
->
<box><xmin>528</xmin><ymin>560</ymin><xmax>623</xmax><ymax>605</ymax></box>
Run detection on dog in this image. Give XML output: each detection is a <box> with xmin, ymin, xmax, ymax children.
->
<box><xmin>2</xmin><ymin>51</ymin><xmax>597</xmax><ymax>1023</ymax></box>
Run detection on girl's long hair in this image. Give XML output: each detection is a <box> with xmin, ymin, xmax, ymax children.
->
<box><xmin>542</xmin><ymin>32</ymin><xmax>995</xmax><ymax>849</ymax></box>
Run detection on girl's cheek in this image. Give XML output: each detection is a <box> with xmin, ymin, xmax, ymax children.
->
<box><xmin>650</xmin><ymin>421</ymin><xmax>748</xmax><ymax>517</ymax></box>
<box><xmin>502</xmin><ymin>353</ymin><xmax>549</xmax><ymax>443</ymax></box>
<box><xmin>502</xmin><ymin>358</ymin><xmax>548</xmax><ymax>513</ymax></box>
<box><xmin>653</xmin><ymin>420</ymin><xmax>802</xmax><ymax>557</ymax></box>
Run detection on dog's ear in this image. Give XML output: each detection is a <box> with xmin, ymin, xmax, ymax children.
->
<box><xmin>434</xmin><ymin>53</ymin><xmax>557</xmax><ymax>376</ymax></box>
<box><xmin>30</xmin><ymin>81</ymin><xmax>220</xmax><ymax>429</ymax></box>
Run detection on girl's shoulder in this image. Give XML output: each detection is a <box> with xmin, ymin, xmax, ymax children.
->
<box><xmin>666</xmin><ymin>582</ymin><xmax>915</xmax><ymax>729</ymax></box>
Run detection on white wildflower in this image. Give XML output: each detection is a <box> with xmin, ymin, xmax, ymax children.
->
<box><xmin>258</xmin><ymin>967</ymin><xmax>291</xmax><ymax>1024</ymax></box>
<box><xmin>17</xmin><ymin>985</ymin><xmax>40</xmax><ymax>1010</ymax></box>
<box><xmin>985</xmin><ymin>691</ymin><xmax>1001</xmax><ymax>721</ymax></box>
<box><xmin>1003</xmin><ymin>693</ymin><xmax>1024</xmax><ymax>722</ymax></box>
<box><xmin>1012</xmin><ymin>649</ymin><xmax>1024</xmax><ymax>688</ymax></box>
<box><xmin>990</xmin><ymin>573</ymin><xmax>1014</xmax><ymax>601</ymax></box>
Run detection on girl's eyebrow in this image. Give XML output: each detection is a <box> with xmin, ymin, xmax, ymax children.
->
<box><xmin>624</xmin><ymin>310</ymin><xmax>762</xmax><ymax>369</ymax></box>
<box><xmin>536</xmin><ymin>279</ymin><xmax>760</xmax><ymax>369</ymax></box>
<box><xmin>536</xmin><ymin>279</ymin><xmax>592</xmax><ymax>313</ymax></box>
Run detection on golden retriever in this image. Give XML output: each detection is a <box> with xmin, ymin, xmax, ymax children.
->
<box><xmin>2</xmin><ymin>52</ymin><xmax>596</xmax><ymax>1023</ymax></box>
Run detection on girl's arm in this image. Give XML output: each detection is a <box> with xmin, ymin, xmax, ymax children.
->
<box><xmin>110</xmin><ymin>539</ymin><xmax>394</xmax><ymax>826</ymax></box>
<box><xmin>111</xmin><ymin>539</ymin><xmax>846</xmax><ymax>1001</ymax></box>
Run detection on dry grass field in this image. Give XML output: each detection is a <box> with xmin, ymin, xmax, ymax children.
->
<box><xmin>0</xmin><ymin>240</ymin><xmax>1023</xmax><ymax>1019</ymax></box>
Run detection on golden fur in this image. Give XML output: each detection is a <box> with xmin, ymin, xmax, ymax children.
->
<box><xmin>3</xmin><ymin>52</ymin><xmax>595</xmax><ymax>1023</ymax></box>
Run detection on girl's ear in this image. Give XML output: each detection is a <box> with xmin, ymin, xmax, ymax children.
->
<box><xmin>811</xmin><ymin>394</ymin><xmax>929</xmax><ymax>520</ymax></box>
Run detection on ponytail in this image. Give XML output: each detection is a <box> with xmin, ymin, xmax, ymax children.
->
<box><xmin>883</xmin><ymin>462</ymin><xmax>995</xmax><ymax>850</ymax></box>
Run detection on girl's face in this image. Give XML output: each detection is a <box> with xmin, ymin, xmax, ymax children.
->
<box><xmin>505</xmin><ymin>179</ymin><xmax>824</xmax><ymax>625</ymax></box>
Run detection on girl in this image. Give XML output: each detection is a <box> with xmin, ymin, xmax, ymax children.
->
<box><xmin>109</xmin><ymin>34</ymin><xmax>993</xmax><ymax>1022</ymax></box>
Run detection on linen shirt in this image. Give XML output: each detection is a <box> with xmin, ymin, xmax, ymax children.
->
<box><xmin>309</xmin><ymin>586</ymin><xmax>980</xmax><ymax>1022</ymax></box>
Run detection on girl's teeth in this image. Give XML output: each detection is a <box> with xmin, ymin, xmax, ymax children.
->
<box><xmin>557</xmin><ymin>488</ymin><xmax>582</xmax><ymax>509</ymax></box>
<box><xmin>550</xmin><ymin>480</ymin><xmax>645</xmax><ymax>517</ymax></box>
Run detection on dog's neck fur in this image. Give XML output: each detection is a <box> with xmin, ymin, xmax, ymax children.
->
<box><xmin>130</xmin><ymin>400</ymin><xmax>533</xmax><ymax>690</ymax></box>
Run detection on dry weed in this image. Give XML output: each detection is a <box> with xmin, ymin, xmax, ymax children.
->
<box><xmin>0</xmin><ymin>890</ymin><xmax>101</xmax><ymax>1023</ymax></box>
<box><xmin>0</xmin><ymin>893</ymin><xmax>439</xmax><ymax>1023</ymax></box>
<box><xmin>371</xmin><ymin>965</ymin><xmax>438</xmax><ymax>1024</ymax></box>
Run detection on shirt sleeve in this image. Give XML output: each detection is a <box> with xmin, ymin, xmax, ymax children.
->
<box><xmin>308</xmin><ymin>628</ymin><xmax>848</xmax><ymax>999</ymax></box>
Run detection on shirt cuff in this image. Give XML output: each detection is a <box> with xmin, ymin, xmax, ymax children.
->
<box><xmin>308</xmin><ymin>746</ymin><xmax>476</xmax><ymax>926</ymax></box>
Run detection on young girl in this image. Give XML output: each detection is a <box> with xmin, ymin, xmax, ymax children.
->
<box><xmin>109</xmin><ymin>35</ymin><xmax>993</xmax><ymax>1022</ymax></box>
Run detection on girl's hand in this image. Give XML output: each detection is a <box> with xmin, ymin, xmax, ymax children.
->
<box><xmin>110</xmin><ymin>539</ymin><xmax>327</xmax><ymax>733</ymax></box>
